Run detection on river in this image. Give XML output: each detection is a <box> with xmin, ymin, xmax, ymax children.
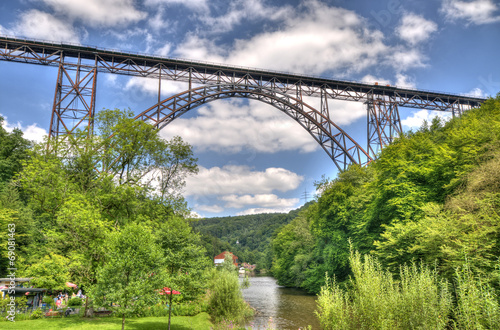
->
<box><xmin>241</xmin><ymin>276</ymin><xmax>320</xmax><ymax>330</ymax></box>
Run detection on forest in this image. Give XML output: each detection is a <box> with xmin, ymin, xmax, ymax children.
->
<box><xmin>1</xmin><ymin>94</ymin><xmax>500</xmax><ymax>329</ymax></box>
<box><xmin>0</xmin><ymin>109</ymin><xmax>253</xmax><ymax>328</ymax></box>
<box><xmin>192</xmin><ymin>206</ymin><xmax>308</xmax><ymax>271</ymax></box>
<box><xmin>271</xmin><ymin>94</ymin><xmax>500</xmax><ymax>328</ymax></box>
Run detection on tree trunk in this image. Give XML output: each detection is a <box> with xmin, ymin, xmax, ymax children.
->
<box><xmin>122</xmin><ymin>314</ymin><xmax>126</xmax><ymax>330</ymax></box>
<box><xmin>168</xmin><ymin>292</ymin><xmax>173</xmax><ymax>330</ymax></box>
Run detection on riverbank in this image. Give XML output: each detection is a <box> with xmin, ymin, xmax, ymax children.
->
<box><xmin>0</xmin><ymin>313</ymin><xmax>211</xmax><ymax>329</ymax></box>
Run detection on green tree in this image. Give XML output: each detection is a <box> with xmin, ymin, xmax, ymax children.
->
<box><xmin>92</xmin><ymin>222</ymin><xmax>163</xmax><ymax>330</ymax></box>
<box><xmin>0</xmin><ymin>116</ymin><xmax>31</xmax><ymax>185</ymax></box>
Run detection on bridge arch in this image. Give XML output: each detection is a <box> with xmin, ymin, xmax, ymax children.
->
<box><xmin>135</xmin><ymin>84</ymin><xmax>372</xmax><ymax>171</ymax></box>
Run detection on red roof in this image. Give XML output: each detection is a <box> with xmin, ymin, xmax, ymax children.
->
<box><xmin>214</xmin><ymin>251</ymin><xmax>238</xmax><ymax>266</ymax></box>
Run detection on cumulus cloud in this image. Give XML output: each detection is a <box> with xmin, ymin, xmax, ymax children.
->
<box><xmin>441</xmin><ymin>0</ymin><xmax>500</xmax><ymax>24</ymax></box>
<box><xmin>1</xmin><ymin>115</ymin><xmax>48</xmax><ymax>143</ymax></box>
<box><xmin>174</xmin><ymin>0</ymin><xmax>388</xmax><ymax>76</ymax></box>
<box><xmin>195</xmin><ymin>204</ymin><xmax>224</xmax><ymax>213</ymax></box>
<box><xmin>395</xmin><ymin>73</ymin><xmax>417</xmax><ymax>89</ymax></box>
<box><xmin>401</xmin><ymin>110</ymin><xmax>452</xmax><ymax>129</ymax></box>
<box><xmin>159</xmin><ymin>99</ymin><xmax>319</xmax><ymax>154</ymax></box>
<box><xmin>125</xmin><ymin>77</ymin><xmax>189</xmax><ymax>97</ymax></box>
<box><xmin>237</xmin><ymin>207</ymin><xmax>295</xmax><ymax>216</ymax></box>
<box><xmin>200</xmin><ymin>0</ymin><xmax>293</xmax><ymax>33</ymax></box>
<box><xmin>41</xmin><ymin>0</ymin><xmax>147</xmax><ymax>27</ymax></box>
<box><xmin>467</xmin><ymin>87</ymin><xmax>487</xmax><ymax>97</ymax></box>
<box><xmin>396</xmin><ymin>13</ymin><xmax>438</xmax><ymax>45</ymax></box>
<box><xmin>221</xmin><ymin>194</ymin><xmax>299</xmax><ymax>209</ymax></box>
<box><xmin>184</xmin><ymin>165</ymin><xmax>303</xmax><ymax>197</ymax></box>
<box><xmin>390</xmin><ymin>49</ymin><xmax>427</xmax><ymax>72</ymax></box>
<box><xmin>7</xmin><ymin>9</ymin><xmax>80</xmax><ymax>43</ymax></box>
<box><xmin>145</xmin><ymin>0</ymin><xmax>209</xmax><ymax>11</ymax></box>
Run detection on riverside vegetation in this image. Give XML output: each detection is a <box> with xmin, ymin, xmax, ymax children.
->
<box><xmin>270</xmin><ymin>94</ymin><xmax>500</xmax><ymax>329</ymax></box>
<box><xmin>2</xmin><ymin>94</ymin><xmax>500</xmax><ymax>329</ymax></box>
<box><xmin>0</xmin><ymin>109</ymin><xmax>252</xmax><ymax>329</ymax></box>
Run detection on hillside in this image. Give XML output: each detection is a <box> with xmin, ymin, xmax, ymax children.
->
<box><xmin>192</xmin><ymin>204</ymin><xmax>311</xmax><ymax>270</ymax></box>
<box><xmin>271</xmin><ymin>94</ymin><xmax>500</xmax><ymax>293</ymax></box>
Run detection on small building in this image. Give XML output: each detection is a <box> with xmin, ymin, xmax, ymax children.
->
<box><xmin>214</xmin><ymin>251</ymin><xmax>239</xmax><ymax>267</ymax></box>
<box><xmin>242</xmin><ymin>262</ymin><xmax>256</xmax><ymax>271</ymax></box>
<box><xmin>0</xmin><ymin>278</ymin><xmax>46</xmax><ymax>309</ymax></box>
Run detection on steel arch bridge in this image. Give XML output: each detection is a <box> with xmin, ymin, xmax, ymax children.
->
<box><xmin>0</xmin><ymin>35</ymin><xmax>487</xmax><ymax>170</ymax></box>
<box><xmin>135</xmin><ymin>84</ymin><xmax>369</xmax><ymax>170</ymax></box>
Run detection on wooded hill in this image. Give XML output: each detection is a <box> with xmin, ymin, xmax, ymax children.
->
<box><xmin>192</xmin><ymin>205</ymin><xmax>310</xmax><ymax>270</ymax></box>
<box><xmin>272</xmin><ymin>94</ymin><xmax>500</xmax><ymax>294</ymax></box>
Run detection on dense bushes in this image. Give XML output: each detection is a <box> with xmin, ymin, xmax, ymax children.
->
<box><xmin>316</xmin><ymin>249</ymin><xmax>500</xmax><ymax>330</ymax></box>
<box><xmin>207</xmin><ymin>267</ymin><xmax>253</xmax><ymax>324</ymax></box>
<box><xmin>272</xmin><ymin>94</ymin><xmax>500</xmax><ymax>295</ymax></box>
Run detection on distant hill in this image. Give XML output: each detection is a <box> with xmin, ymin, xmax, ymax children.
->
<box><xmin>192</xmin><ymin>203</ymin><xmax>311</xmax><ymax>271</ymax></box>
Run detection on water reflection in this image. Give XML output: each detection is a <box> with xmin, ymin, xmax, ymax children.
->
<box><xmin>241</xmin><ymin>277</ymin><xmax>320</xmax><ymax>329</ymax></box>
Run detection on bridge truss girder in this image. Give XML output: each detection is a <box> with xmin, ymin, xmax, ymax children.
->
<box><xmin>135</xmin><ymin>84</ymin><xmax>372</xmax><ymax>171</ymax></box>
<box><xmin>367</xmin><ymin>95</ymin><xmax>403</xmax><ymax>159</ymax></box>
<box><xmin>49</xmin><ymin>59</ymin><xmax>97</xmax><ymax>138</ymax></box>
<box><xmin>0</xmin><ymin>36</ymin><xmax>487</xmax><ymax>167</ymax></box>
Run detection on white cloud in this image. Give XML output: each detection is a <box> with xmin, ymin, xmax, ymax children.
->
<box><xmin>159</xmin><ymin>99</ymin><xmax>319</xmax><ymax>154</ymax></box>
<box><xmin>195</xmin><ymin>204</ymin><xmax>224</xmax><ymax>213</ymax></box>
<box><xmin>9</xmin><ymin>9</ymin><xmax>80</xmax><ymax>43</ymax></box>
<box><xmin>360</xmin><ymin>74</ymin><xmax>416</xmax><ymax>89</ymax></box>
<box><xmin>174</xmin><ymin>1</ymin><xmax>388</xmax><ymax>76</ymax></box>
<box><xmin>396</xmin><ymin>13</ymin><xmax>438</xmax><ymax>45</ymax></box>
<box><xmin>125</xmin><ymin>77</ymin><xmax>189</xmax><ymax>97</ymax></box>
<box><xmin>390</xmin><ymin>49</ymin><xmax>427</xmax><ymax>72</ymax></box>
<box><xmin>395</xmin><ymin>73</ymin><xmax>417</xmax><ymax>89</ymax></box>
<box><xmin>1</xmin><ymin>115</ymin><xmax>48</xmax><ymax>143</ymax></box>
<box><xmin>237</xmin><ymin>207</ymin><xmax>294</xmax><ymax>216</ymax></box>
<box><xmin>145</xmin><ymin>0</ymin><xmax>209</xmax><ymax>11</ymax></box>
<box><xmin>401</xmin><ymin>110</ymin><xmax>452</xmax><ymax>129</ymax></box>
<box><xmin>441</xmin><ymin>0</ymin><xmax>500</xmax><ymax>24</ymax></box>
<box><xmin>184</xmin><ymin>165</ymin><xmax>303</xmax><ymax>197</ymax></box>
<box><xmin>221</xmin><ymin>194</ymin><xmax>299</xmax><ymax>209</ymax></box>
<box><xmin>199</xmin><ymin>0</ymin><xmax>293</xmax><ymax>33</ymax></box>
<box><xmin>41</xmin><ymin>0</ymin><xmax>147</xmax><ymax>27</ymax></box>
<box><xmin>467</xmin><ymin>87</ymin><xmax>487</xmax><ymax>97</ymax></box>
<box><xmin>361</xmin><ymin>75</ymin><xmax>391</xmax><ymax>86</ymax></box>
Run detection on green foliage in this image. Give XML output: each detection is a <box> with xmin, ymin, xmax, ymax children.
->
<box><xmin>24</xmin><ymin>254</ymin><xmax>71</xmax><ymax>291</ymax></box>
<box><xmin>0</xmin><ymin>116</ymin><xmax>31</xmax><ymax>184</ymax></box>
<box><xmin>272</xmin><ymin>94</ymin><xmax>500</xmax><ymax>295</ymax></box>
<box><xmin>30</xmin><ymin>309</ymin><xmax>44</xmax><ymax>319</ymax></box>
<box><xmin>193</xmin><ymin>208</ymin><xmax>301</xmax><ymax>269</ymax></box>
<box><xmin>271</xmin><ymin>211</ymin><xmax>314</xmax><ymax>288</ymax></box>
<box><xmin>68</xmin><ymin>297</ymin><xmax>83</xmax><ymax>307</ymax></box>
<box><xmin>91</xmin><ymin>222</ymin><xmax>163</xmax><ymax>328</ymax></box>
<box><xmin>316</xmin><ymin>250</ymin><xmax>452</xmax><ymax>330</ymax></box>
<box><xmin>154</xmin><ymin>215</ymin><xmax>210</xmax><ymax>302</ymax></box>
<box><xmin>207</xmin><ymin>268</ymin><xmax>253</xmax><ymax>324</ymax></box>
<box><xmin>453</xmin><ymin>263</ymin><xmax>500</xmax><ymax>329</ymax></box>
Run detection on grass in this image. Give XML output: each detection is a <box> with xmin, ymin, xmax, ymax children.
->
<box><xmin>1</xmin><ymin>313</ymin><xmax>212</xmax><ymax>330</ymax></box>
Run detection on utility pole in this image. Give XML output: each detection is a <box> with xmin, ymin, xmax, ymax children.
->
<box><xmin>301</xmin><ymin>188</ymin><xmax>311</xmax><ymax>204</ymax></box>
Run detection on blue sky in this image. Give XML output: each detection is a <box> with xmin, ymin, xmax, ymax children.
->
<box><xmin>0</xmin><ymin>0</ymin><xmax>499</xmax><ymax>217</ymax></box>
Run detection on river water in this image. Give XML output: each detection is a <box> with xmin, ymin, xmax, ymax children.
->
<box><xmin>241</xmin><ymin>276</ymin><xmax>320</xmax><ymax>330</ymax></box>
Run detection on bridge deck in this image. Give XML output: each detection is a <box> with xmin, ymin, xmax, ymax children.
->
<box><xmin>0</xmin><ymin>35</ymin><xmax>486</xmax><ymax>108</ymax></box>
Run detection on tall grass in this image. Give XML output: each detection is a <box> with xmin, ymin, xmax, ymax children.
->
<box><xmin>316</xmin><ymin>250</ymin><xmax>452</xmax><ymax>329</ymax></box>
<box><xmin>453</xmin><ymin>263</ymin><xmax>500</xmax><ymax>329</ymax></box>
<box><xmin>207</xmin><ymin>268</ymin><xmax>253</xmax><ymax>324</ymax></box>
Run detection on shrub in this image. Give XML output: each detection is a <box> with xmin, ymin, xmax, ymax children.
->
<box><xmin>67</xmin><ymin>297</ymin><xmax>82</xmax><ymax>307</ymax></box>
<box><xmin>208</xmin><ymin>268</ymin><xmax>253</xmax><ymax>324</ymax></box>
<box><xmin>453</xmin><ymin>263</ymin><xmax>500</xmax><ymax>329</ymax></box>
<box><xmin>316</xmin><ymin>250</ymin><xmax>452</xmax><ymax>329</ymax></box>
<box><xmin>30</xmin><ymin>309</ymin><xmax>44</xmax><ymax>319</ymax></box>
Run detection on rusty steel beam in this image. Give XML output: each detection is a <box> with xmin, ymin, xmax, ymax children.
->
<box><xmin>0</xmin><ymin>35</ymin><xmax>485</xmax><ymax>111</ymax></box>
<box><xmin>0</xmin><ymin>35</ymin><xmax>488</xmax><ymax>167</ymax></box>
<box><xmin>135</xmin><ymin>84</ymin><xmax>372</xmax><ymax>171</ymax></box>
